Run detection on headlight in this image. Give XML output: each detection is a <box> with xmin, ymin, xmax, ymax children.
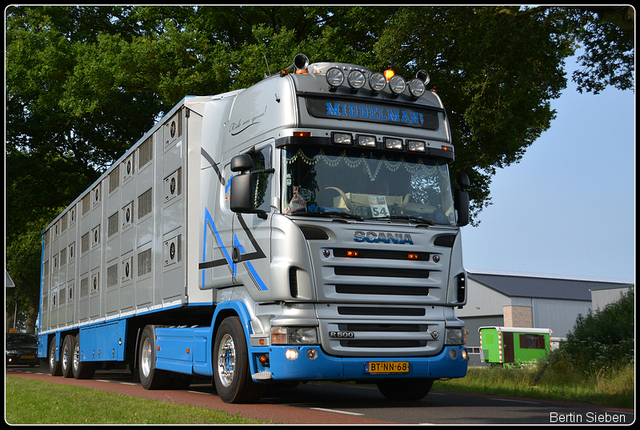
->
<box><xmin>445</xmin><ymin>328</ymin><xmax>466</xmax><ymax>345</ymax></box>
<box><xmin>326</xmin><ymin>67</ymin><xmax>344</xmax><ymax>89</ymax></box>
<box><xmin>389</xmin><ymin>75</ymin><xmax>406</xmax><ymax>95</ymax></box>
<box><xmin>406</xmin><ymin>140</ymin><xmax>426</xmax><ymax>152</ymax></box>
<box><xmin>384</xmin><ymin>137</ymin><xmax>403</xmax><ymax>150</ymax></box>
<box><xmin>357</xmin><ymin>135</ymin><xmax>376</xmax><ymax>147</ymax></box>
<box><xmin>347</xmin><ymin>70</ymin><xmax>366</xmax><ymax>90</ymax></box>
<box><xmin>408</xmin><ymin>78</ymin><xmax>426</xmax><ymax>98</ymax></box>
<box><xmin>271</xmin><ymin>327</ymin><xmax>319</xmax><ymax>345</ymax></box>
<box><xmin>369</xmin><ymin>72</ymin><xmax>386</xmax><ymax>93</ymax></box>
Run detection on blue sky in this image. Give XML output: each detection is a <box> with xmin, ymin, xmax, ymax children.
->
<box><xmin>462</xmin><ymin>56</ymin><xmax>635</xmax><ymax>281</ymax></box>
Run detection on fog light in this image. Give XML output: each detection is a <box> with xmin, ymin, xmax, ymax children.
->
<box><xmin>462</xmin><ymin>349</ymin><xmax>468</xmax><ymax>360</ymax></box>
<box><xmin>449</xmin><ymin>349</ymin><xmax>458</xmax><ymax>360</ymax></box>
<box><xmin>307</xmin><ymin>348</ymin><xmax>318</xmax><ymax>360</ymax></box>
<box><xmin>285</xmin><ymin>349</ymin><xmax>299</xmax><ymax>360</ymax></box>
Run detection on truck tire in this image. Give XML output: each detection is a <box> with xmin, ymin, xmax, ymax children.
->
<box><xmin>60</xmin><ymin>335</ymin><xmax>75</xmax><ymax>378</ymax></box>
<box><xmin>48</xmin><ymin>339</ymin><xmax>62</xmax><ymax>376</ymax></box>
<box><xmin>377</xmin><ymin>378</ymin><xmax>434</xmax><ymax>401</ymax></box>
<box><xmin>72</xmin><ymin>334</ymin><xmax>96</xmax><ymax>379</ymax></box>
<box><xmin>213</xmin><ymin>316</ymin><xmax>265</xmax><ymax>403</ymax></box>
<box><xmin>138</xmin><ymin>325</ymin><xmax>170</xmax><ymax>390</ymax></box>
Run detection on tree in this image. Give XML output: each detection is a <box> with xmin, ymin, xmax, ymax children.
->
<box><xmin>559</xmin><ymin>288</ymin><xmax>634</xmax><ymax>370</ymax></box>
<box><xmin>372</xmin><ymin>6</ymin><xmax>633</xmax><ymax>219</ymax></box>
<box><xmin>5</xmin><ymin>5</ymin><xmax>634</xmax><ymax>329</ymax></box>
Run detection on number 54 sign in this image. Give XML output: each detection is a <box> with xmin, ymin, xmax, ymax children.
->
<box><xmin>369</xmin><ymin>196</ymin><xmax>390</xmax><ymax>218</ymax></box>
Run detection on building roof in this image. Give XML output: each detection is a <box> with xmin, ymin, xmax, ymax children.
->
<box><xmin>467</xmin><ymin>270</ymin><xmax>634</xmax><ymax>302</ymax></box>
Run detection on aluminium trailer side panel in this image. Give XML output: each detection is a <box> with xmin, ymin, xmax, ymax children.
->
<box><xmin>38</xmin><ymin>97</ymin><xmax>214</xmax><ymax>338</ymax></box>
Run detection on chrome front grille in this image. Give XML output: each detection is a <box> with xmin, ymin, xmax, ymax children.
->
<box><xmin>317</xmin><ymin>304</ymin><xmax>445</xmax><ymax>357</ymax></box>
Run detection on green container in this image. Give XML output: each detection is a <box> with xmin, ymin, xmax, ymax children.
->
<box><xmin>479</xmin><ymin>326</ymin><xmax>552</xmax><ymax>364</ymax></box>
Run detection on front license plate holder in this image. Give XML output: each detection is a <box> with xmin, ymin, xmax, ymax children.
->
<box><xmin>364</xmin><ymin>361</ymin><xmax>410</xmax><ymax>374</ymax></box>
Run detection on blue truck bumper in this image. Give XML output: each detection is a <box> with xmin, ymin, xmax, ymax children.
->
<box><xmin>256</xmin><ymin>345</ymin><xmax>468</xmax><ymax>381</ymax></box>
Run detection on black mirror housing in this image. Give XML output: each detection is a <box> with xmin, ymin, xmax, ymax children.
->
<box><xmin>230</xmin><ymin>154</ymin><xmax>253</xmax><ymax>172</ymax></box>
<box><xmin>454</xmin><ymin>172</ymin><xmax>470</xmax><ymax>226</ymax></box>
<box><xmin>230</xmin><ymin>173</ymin><xmax>254</xmax><ymax>213</ymax></box>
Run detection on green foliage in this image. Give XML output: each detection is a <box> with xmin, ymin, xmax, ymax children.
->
<box><xmin>434</xmin><ymin>358</ymin><xmax>634</xmax><ymax>409</ymax></box>
<box><xmin>558</xmin><ymin>288</ymin><xmax>634</xmax><ymax>371</ymax></box>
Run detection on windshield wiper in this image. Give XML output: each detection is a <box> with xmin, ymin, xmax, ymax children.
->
<box><xmin>387</xmin><ymin>215</ymin><xmax>434</xmax><ymax>226</ymax></box>
<box><xmin>290</xmin><ymin>210</ymin><xmax>364</xmax><ymax>221</ymax></box>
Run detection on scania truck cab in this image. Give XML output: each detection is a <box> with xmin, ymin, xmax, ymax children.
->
<box><xmin>221</xmin><ymin>54</ymin><xmax>470</xmax><ymax>401</ymax></box>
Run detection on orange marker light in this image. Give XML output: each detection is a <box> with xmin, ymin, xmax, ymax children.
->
<box><xmin>346</xmin><ymin>250</ymin><xmax>359</xmax><ymax>257</ymax></box>
<box><xmin>293</xmin><ymin>131</ymin><xmax>311</xmax><ymax>137</ymax></box>
<box><xmin>408</xmin><ymin>253</ymin><xmax>419</xmax><ymax>260</ymax></box>
<box><xmin>384</xmin><ymin>69</ymin><xmax>395</xmax><ymax>82</ymax></box>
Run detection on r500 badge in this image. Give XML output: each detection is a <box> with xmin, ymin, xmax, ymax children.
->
<box><xmin>329</xmin><ymin>331</ymin><xmax>355</xmax><ymax>339</ymax></box>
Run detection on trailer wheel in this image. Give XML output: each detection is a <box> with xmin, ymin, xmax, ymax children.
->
<box><xmin>138</xmin><ymin>325</ymin><xmax>170</xmax><ymax>390</ymax></box>
<box><xmin>48</xmin><ymin>339</ymin><xmax>62</xmax><ymax>376</ymax></box>
<box><xmin>213</xmin><ymin>316</ymin><xmax>265</xmax><ymax>403</ymax></box>
<box><xmin>60</xmin><ymin>335</ymin><xmax>75</xmax><ymax>378</ymax></box>
<box><xmin>72</xmin><ymin>335</ymin><xmax>95</xmax><ymax>379</ymax></box>
<box><xmin>377</xmin><ymin>378</ymin><xmax>434</xmax><ymax>401</ymax></box>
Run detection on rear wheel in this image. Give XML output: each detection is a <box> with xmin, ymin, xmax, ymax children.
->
<box><xmin>72</xmin><ymin>335</ymin><xmax>95</xmax><ymax>379</ymax></box>
<box><xmin>138</xmin><ymin>325</ymin><xmax>170</xmax><ymax>390</ymax></box>
<box><xmin>60</xmin><ymin>335</ymin><xmax>75</xmax><ymax>378</ymax></box>
<box><xmin>213</xmin><ymin>316</ymin><xmax>265</xmax><ymax>403</ymax></box>
<box><xmin>48</xmin><ymin>339</ymin><xmax>62</xmax><ymax>376</ymax></box>
<box><xmin>377</xmin><ymin>378</ymin><xmax>434</xmax><ymax>401</ymax></box>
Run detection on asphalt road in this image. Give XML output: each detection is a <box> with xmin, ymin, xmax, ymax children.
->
<box><xmin>7</xmin><ymin>365</ymin><xmax>635</xmax><ymax>425</ymax></box>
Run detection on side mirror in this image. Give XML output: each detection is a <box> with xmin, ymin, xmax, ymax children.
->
<box><xmin>229</xmin><ymin>154</ymin><xmax>274</xmax><ymax>220</ymax></box>
<box><xmin>454</xmin><ymin>172</ymin><xmax>470</xmax><ymax>227</ymax></box>
<box><xmin>230</xmin><ymin>154</ymin><xmax>253</xmax><ymax>172</ymax></box>
<box><xmin>229</xmin><ymin>173</ymin><xmax>254</xmax><ymax>214</ymax></box>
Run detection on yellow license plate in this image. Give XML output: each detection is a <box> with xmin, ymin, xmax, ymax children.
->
<box><xmin>22</xmin><ymin>355</ymin><xmax>35</xmax><ymax>360</ymax></box>
<box><xmin>365</xmin><ymin>361</ymin><xmax>409</xmax><ymax>374</ymax></box>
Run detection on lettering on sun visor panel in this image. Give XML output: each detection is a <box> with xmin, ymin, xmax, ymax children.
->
<box><xmin>306</xmin><ymin>98</ymin><xmax>440</xmax><ymax>130</ymax></box>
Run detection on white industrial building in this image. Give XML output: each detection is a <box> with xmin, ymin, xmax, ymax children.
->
<box><xmin>459</xmin><ymin>270</ymin><xmax>634</xmax><ymax>365</ymax></box>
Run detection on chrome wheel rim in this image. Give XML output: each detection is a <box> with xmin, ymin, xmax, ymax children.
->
<box><xmin>217</xmin><ymin>334</ymin><xmax>236</xmax><ymax>387</ymax></box>
<box><xmin>141</xmin><ymin>337</ymin><xmax>152</xmax><ymax>378</ymax></box>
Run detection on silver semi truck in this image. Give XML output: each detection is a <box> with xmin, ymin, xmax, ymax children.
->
<box><xmin>38</xmin><ymin>54</ymin><xmax>470</xmax><ymax>403</ymax></box>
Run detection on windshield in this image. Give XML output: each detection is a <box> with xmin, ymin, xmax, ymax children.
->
<box><xmin>282</xmin><ymin>146</ymin><xmax>455</xmax><ymax>225</ymax></box>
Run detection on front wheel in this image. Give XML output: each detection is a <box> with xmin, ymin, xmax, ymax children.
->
<box><xmin>377</xmin><ymin>378</ymin><xmax>434</xmax><ymax>401</ymax></box>
<box><xmin>213</xmin><ymin>316</ymin><xmax>265</xmax><ymax>403</ymax></box>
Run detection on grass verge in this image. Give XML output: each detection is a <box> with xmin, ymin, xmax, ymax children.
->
<box><xmin>5</xmin><ymin>376</ymin><xmax>265</xmax><ymax>424</ymax></box>
<box><xmin>433</xmin><ymin>359</ymin><xmax>634</xmax><ymax>409</ymax></box>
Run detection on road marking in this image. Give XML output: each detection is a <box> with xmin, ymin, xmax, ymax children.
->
<box><xmin>310</xmin><ymin>407</ymin><xmax>364</xmax><ymax>416</ymax></box>
<box><xmin>489</xmin><ymin>398</ymin><xmax>540</xmax><ymax>405</ymax></box>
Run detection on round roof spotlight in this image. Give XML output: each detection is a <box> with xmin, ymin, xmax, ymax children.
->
<box><xmin>416</xmin><ymin>69</ymin><xmax>430</xmax><ymax>86</ymax></box>
<box><xmin>408</xmin><ymin>78</ymin><xmax>426</xmax><ymax>99</ymax></box>
<box><xmin>389</xmin><ymin>75</ymin><xmax>406</xmax><ymax>97</ymax></box>
<box><xmin>347</xmin><ymin>70</ymin><xmax>366</xmax><ymax>92</ymax></box>
<box><xmin>369</xmin><ymin>72</ymin><xmax>386</xmax><ymax>94</ymax></box>
<box><xmin>326</xmin><ymin>67</ymin><xmax>344</xmax><ymax>91</ymax></box>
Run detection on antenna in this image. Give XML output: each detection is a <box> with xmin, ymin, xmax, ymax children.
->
<box><xmin>264</xmin><ymin>55</ymin><xmax>280</xmax><ymax>103</ymax></box>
